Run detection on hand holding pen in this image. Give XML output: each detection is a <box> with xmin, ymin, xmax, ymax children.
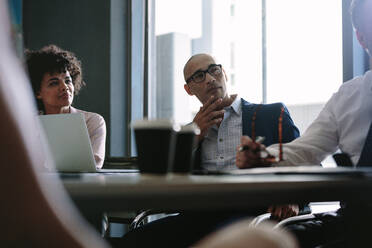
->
<box><xmin>236</xmin><ymin>136</ymin><xmax>276</xmax><ymax>169</ymax></box>
<box><xmin>238</xmin><ymin>136</ymin><xmax>266</xmax><ymax>152</ymax></box>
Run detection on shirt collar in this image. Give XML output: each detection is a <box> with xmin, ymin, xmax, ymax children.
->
<box><xmin>69</xmin><ymin>106</ymin><xmax>77</xmax><ymax>113</ymax></box>
<box><xmin>39</xmin><ymin>106</ymin><xmax>74</xmax><ymax>115</ymax></box>
<box><xmin>227</xmin><ymin>95</ymin><xmax>241</xmax><ymax>115</ymax></box>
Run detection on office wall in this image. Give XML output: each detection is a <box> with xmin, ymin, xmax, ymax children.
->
<box><xmin>156</xmin><ymin>33</ymin><xmax>192</xmax><ymax>124</ymax></box>
<box><xmin>7</xmin><ymin>0</ymin><xmax>23</xmax><ymax>57</ymax></box>
<box><xmin>23</xmin><ymin>0</ymin><xmax>110</xmax><ymax>115</ymax></box>
<box><xmin>110</xmin><ymin>0</ymin><xmax>128</xmax><ymax>157</ymax></box>
<box><xmin>23</xmin><ymin>0</ymin><xmax>130</xmax><ymax>156</ymax></box>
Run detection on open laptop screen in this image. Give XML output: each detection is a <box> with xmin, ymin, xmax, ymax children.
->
<box><xmin>39</xmin><ymin>113</ymin><xmax>97</xmax><ymax>172</ymax></box>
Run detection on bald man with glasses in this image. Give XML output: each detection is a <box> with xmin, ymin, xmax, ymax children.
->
<box><xmin>183</xmin><ymin>53</ymin><xmax>300</xmax><ymax>172</ymax></box>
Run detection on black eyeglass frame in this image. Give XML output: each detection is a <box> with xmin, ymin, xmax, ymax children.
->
<box><xmin>186</xmin><ymin>64</ymin><xmax>222</xmax><ymax>84</ymax></box>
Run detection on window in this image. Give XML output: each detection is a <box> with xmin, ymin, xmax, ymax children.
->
<box><xmin>265</xmin><ymin>0</ymin><xmax>343</xmax><ymax>133</ymax></box>
<box><xmin>152</xmin><ymin>0</ymin><xmax>343</xmax><ymax>165</ymax></box>
<box><xmin>153</xmin><ymin>0</ymin><xmax>342</xmax><ymax>131</ymax></box>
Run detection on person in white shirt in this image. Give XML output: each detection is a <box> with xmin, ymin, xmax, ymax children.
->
<box><xmin>236</xmin><ymin>0</ymin><xmax>372</xmax><ymax>177</ymax></box>
<box><xmin>25</xmin><ymin>45</ymin><xmax>106</xmax><ymax>168</ymax></box>
<box><xmin>237</xmin><ymin>69</ymin><xmax>372</xmax><ymax>167</ymax></box>
<box><xmin>236</xmin><ymin>0</ymin><xmax>372</xmax><ymax>247</ymax></box>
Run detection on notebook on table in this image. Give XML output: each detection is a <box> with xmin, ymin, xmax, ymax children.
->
<box><xmin>192</xmin><ymin>165</ymin><xmax>372</xmax><ymax>177</ymax></box>
<box><xmin>39</xmin><ymin>113</ymin><xmax>138</xmax><ymax>173</ymax></box>
<box><xmin>208</xmin><ymin>166</ymin><xmax>371</xmax><ymax>177</ymax></box>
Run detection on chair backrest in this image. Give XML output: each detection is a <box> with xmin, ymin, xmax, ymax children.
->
<box><xmin>0</xmin><ymin>2</ymin><xmax>109</xmax><ymax>247</ymax></box>
<box><xmin>194</xmin><ymin>218</ymin><xmax>298</xmax><ymax>248</ymax></box>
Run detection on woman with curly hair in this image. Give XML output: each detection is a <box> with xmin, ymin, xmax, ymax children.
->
<box><xmin>25</xmin><ymin>44</ymin><xmax>106</xmax><ymax>168</ymax></box>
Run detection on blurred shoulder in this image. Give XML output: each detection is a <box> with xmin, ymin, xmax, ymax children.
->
<box><xmin>263</xmin><ymin>102</ymin><xmax>287</xmax><ymax>110</ymax></box>
<box><xmin>257</xmin><ymin>102</ymin><xmax>289</xmax><ymax>115</ymax></box>
<box><xmin>241</xmin><ymin>98</ymin><xmax>287</xmax><ymax>111</ymax></box>
<box><xmin>70</xmin><ymin>107</ymin><xmax>105</xmax><ymax>126</ymax></box>
<box><xmin>338</xmin><ymin>71</ymin><xmax>371</xmax><ymax>95</ymax></box>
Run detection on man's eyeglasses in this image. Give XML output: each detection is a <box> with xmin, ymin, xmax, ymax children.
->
<box><xmin>186</xmin><ymin>64</ymin><xmax>222</xmax><ymax>84</ymax></box>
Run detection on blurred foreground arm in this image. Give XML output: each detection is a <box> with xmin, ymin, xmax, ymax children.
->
<box><xmin>0</xmin><ymin>2</ymin><xmax>109</xmax><ymax>247</ymax></box>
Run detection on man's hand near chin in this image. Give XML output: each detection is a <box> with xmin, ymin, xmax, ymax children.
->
<box><xmin>193</xmin><ymin>95</ymin><xmax>225</xmax><ymax>142</ymax></box>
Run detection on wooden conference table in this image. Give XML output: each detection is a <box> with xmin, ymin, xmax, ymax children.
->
<box><xmin>55</xmin><ymin>166</ymin><xmax>372</xmax><ymax>212</ymax></box>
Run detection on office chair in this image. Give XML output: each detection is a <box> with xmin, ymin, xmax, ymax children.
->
<box><xmin>194</xmin><ymin>218</ymin><xmax>299</xmax><ymax>248</ymax></box>
<box><xmin>0</xmin><ymin>3</ymin><xmax>109</xmax><ymax>247</ymax></box>
<box><xmin>250</xmin><ymin>155</ymin><xmax>345</xmax><ymax>229</ymax></box>
<box><xmin>250</xmin><ymin>202</ymin><xmax>340</xmax><ymax>229</ymax></box>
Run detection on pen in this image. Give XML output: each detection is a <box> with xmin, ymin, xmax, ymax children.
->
<box><xmin>238</xmin><ymin>136</ymin><xmax>265</xmax><ymax>152</ymax></box>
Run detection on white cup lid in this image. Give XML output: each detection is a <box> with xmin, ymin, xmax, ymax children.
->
<box><xmin>179</xmin><ymin>123</ymin><xmax>201</xmax><ymax>135</ymax></box>
<box><xmin>132</xmin><ymin>118</ymin><xmax>180</xmax><ymax>131</ymax></box>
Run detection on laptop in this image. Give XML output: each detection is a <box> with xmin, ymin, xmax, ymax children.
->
<box><xmin>39</xmin><ymin>113</ymin><xmax>138</xmax><ymax>173</ymax></box>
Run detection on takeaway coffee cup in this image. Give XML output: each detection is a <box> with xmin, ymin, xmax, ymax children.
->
<box><xmin>172</xmin><ymin>123</ymin><xmax>200</xmax><ymax>173</ymax></box>
<box><xmin>132</xmin><ymin>119</ymin><xmax>180</xmax><ymax>174</ymax></box>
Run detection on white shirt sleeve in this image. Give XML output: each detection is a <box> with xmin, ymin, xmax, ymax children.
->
<box><xmin>267</xmin><ymin>93</ymin><xmax>339</xmax><ymax>166</ymax></box>
<box><xmin>85</xmin><ymin>113</ymin><xmax>106</xmax><ymax>169</ymax></box>
<box><xmin>70</xmin><ymin>107</ymin><xmax>107</xmax><ymax>169</ymax></box>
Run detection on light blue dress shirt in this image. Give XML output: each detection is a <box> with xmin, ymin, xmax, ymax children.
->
<box><xmin>201</xmin><ymin>97</ymin><xmax>242</xmax><ymax>171</ymax></box>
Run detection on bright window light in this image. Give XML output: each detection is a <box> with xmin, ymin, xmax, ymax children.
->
<box><xmin>154</xmin><ymin>0</ymin><xmax>343</xmax><ymax>136</ymax></box>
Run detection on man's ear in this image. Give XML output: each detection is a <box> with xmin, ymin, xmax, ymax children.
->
<box><xmin>222</xmin><ymin>68</ymin><xmax>228</xmax><ymax>82</ymax></box>
<box><xmin>36</xmin><ymin>92</ymin><xmax>42</xmax><ymax>99</ymax></box>
<box><xmin>356</xmin><ymin>30</ymin><xmax>367</xmax><ymax>50</ymax></box>
<box><xmin>184</xmin><ymin>84</ymin><xmax>193</xmax><ymax>96</ymax></box>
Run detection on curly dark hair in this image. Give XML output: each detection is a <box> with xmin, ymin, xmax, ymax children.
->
<box><xmin>25</xmin><ymin>44</ymin><xmax>85</xmax><ymax>111</ymax></box>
